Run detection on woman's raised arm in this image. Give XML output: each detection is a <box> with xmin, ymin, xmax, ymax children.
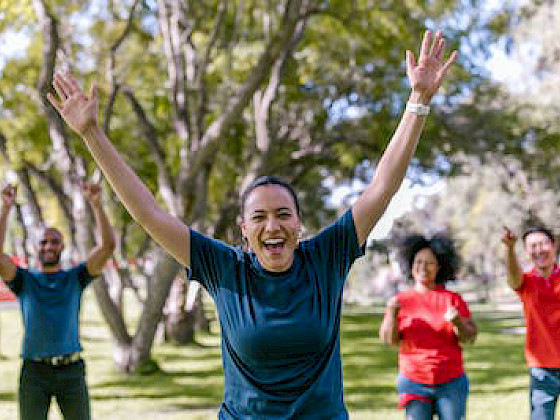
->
<box><xmin>49</xmin><ymin>72</ymin><xmax>191</xmax><ymax>267</ymax></box>
<box><xmin>352</xmin><ymin>30</ymin><xmax>458</xmax><ymax>246</ymax></box>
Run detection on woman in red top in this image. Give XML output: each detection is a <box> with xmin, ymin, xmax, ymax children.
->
<box><xmin>379</xmin><ymin>234</ymin><xmax>477</xmax><ymax>420</ymax></box>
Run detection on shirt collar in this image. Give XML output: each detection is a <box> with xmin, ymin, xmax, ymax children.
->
<box><xmin>530</xmin><ymin>264</ymin><xmax>560</xmax><ymax>280</ymax></box>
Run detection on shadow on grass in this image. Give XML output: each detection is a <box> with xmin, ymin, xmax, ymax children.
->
<box><xmin>91</xmin><ymin>373</ymin><xmax>223</xmax><ymax>405</ymax></box>
<box><xmin>79</xmin><ymin>305</ymin><xmax>530</xmax><ymax>415</ymax></box>
<box><xmin>464</xmin><ymin>312</ymin><xmax>528</xmax><ymax>395</ymax></box>
<box><xmin>156</xmin><ymin>347</ymin><xmax>221</xmax><ymax>362</ymax></box>
<box><xmin>0</xmin><ymin>391</ymin><xmax>15</xmax><ymax>402</ymax></box>
<box><xmin>341</xmin><ymin>311</ymin><xmax>399</xmax><ymax>410</ymax></box>
<box><xmin>90</xmin><ymin>350</ymin><xmax>224</xmax><ymax>406</ymax></box>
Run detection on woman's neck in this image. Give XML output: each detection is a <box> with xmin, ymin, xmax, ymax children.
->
<box><xmin>414</xmin><ymin>282</ymin><xmax>436</xmax><ymax>293</ymax></box>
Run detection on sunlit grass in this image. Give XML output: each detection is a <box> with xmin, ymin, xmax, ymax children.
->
<box><xmin>0</xmin><ymin>292</ymin><xmax>530</xmax><ymax>419</ymax></box>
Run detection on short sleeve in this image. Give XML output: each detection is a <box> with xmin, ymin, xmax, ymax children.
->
<box><xmin>452</xmin><ymin>293</ymin><xmax>471</xmax><ymax>318</ymax></box>
<box><xmin>7</xmin><ymin>267</ymin><xmax>25</xmax><ymax>295</ymax></box>
<box><xmin>189</xmin><ymin>229</ymin><xmax>240</xmax><ymax>297</ymax></box>
<box><xmin>74</xmin><ymin>263</ymin><xmax>94</xmax><ymax>288</ymax></box>
<box><xmin>302</xmin><ymin>209</ymin><xmax>365</xmax><ymax>289</ymax></box>
<box><xmin>515</xmin><ymin>273</ymin><xmax>531</xmax><ymax>296</ymax></box>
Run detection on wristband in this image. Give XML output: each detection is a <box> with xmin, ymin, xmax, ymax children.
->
<box><xmin>406</xmin><ymin>102</ymin><xmax>430</xmax><ymax>116</ymax></box>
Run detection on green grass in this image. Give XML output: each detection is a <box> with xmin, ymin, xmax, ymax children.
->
<box><xmin>0</xmin><ymin>293</ymin><xmax>533</xmax><ymax>419</ymax></box>
<box><xmin>342</xmin><ymin>305</ymin><xmax>531</xmax><ymax>420</ymax></box>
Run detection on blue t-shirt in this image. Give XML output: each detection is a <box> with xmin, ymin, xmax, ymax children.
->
<box><xmin>189</xmin><ymin>209</ymin><xmax>364</xmax><ymax>419</ymax></box>
<box><xmin>8</xmin><ymin>263</ymin><xmax>94</xmax><ymax>358</ymax></box>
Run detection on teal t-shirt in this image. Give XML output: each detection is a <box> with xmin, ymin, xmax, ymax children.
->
<box><xmin>9</xmin><ymin>263</ymin><xmax>93</xmax><ymax>359</ymax></box>
<box><xmin>189</xmin><ymin>209</ymin><xmax>364</xmax><ymax>419</ymax></box>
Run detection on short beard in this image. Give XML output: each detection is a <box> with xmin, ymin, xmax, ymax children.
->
<box><xmin>39</xmin><ymin>254</ymin><xmax>61</xmax><ymax>267</ymax></box>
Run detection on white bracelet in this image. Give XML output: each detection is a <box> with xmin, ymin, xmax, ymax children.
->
<box><xmin>406</xmin><ymin>102</ymin><xmax>430</xmax><ymax>116</ymax></box>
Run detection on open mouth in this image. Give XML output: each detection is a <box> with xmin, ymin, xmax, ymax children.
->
<box><xmin>263</xmin><ymin>238</ymin><xmax>285</xmax><ymax>254</ymax></box>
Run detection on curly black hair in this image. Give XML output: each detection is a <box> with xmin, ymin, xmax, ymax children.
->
<box><xmin>398</xmin><ymin>233</ymin><xmax>460</xmax><ymax>285</ymax></box>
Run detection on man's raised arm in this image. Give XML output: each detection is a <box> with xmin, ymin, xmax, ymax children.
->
<box><xmin>0</xmin><ymin>185</ymin><xmax>17</xmax><ymax>282</ymax></box>
<box><xmin>83</xmin><ymin>182</ymin><xmax>116</xmax><ymax>276</ymax></box>
<box><xmin>502</xmin><ymin>226</ymin><xmax>523</xmax><ymax>290</ymax></box>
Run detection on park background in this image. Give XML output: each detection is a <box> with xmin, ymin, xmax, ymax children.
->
<box><xmin>1</xmin><ymin>0</ymin><xmax>559</xmax><ymax>418</ymax></box>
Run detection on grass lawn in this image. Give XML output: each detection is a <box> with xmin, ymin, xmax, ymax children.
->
<box><xmin>0</xmin><ymin>291</ymin><xmax>531</xmax><ymax>419</ymax></box>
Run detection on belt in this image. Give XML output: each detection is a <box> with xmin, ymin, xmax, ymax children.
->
<box><xmin>31</xmin><ymin>352</ymin><xmax>82</xmax><ymax>366</ymax></box>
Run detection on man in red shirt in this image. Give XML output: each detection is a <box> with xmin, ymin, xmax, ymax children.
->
<box><xmin>503</xmin><ymin>226</ymin><xmax>560</xmax><ymax>420</ymax></box>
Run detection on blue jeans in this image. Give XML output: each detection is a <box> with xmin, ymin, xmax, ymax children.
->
<box><xmin>19</xmin><ymin>359</ymin><xmax>90</xmax><ymax>420</ymax></box>
<box><xmin>397</xmin><ymin>373</ymin><xmax>469</xmax><ymax>420</ymax></box>
<box><xmin>530</xmin><ymin>368</ymin><xmax>560</xmax><ymax>420</ymax></box>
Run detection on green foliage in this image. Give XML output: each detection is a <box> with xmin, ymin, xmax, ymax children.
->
<box><xmin>0</xmin><ymin>0</ymin><xmax>36</xmax><ymax>32</ymax></box>
<box><xmin>389</xmin><ymin>153</ymin><xmax>560</xmax><ymax>282</ymax></box>
<box><xmin>1</xmin><ymin>0</ymin><xmax>541</xmax><ymax>252</ymax></box>
<box><xmin>1</xmin><ymin>0</ymin><xmax>553</xmax><ymax>366</ymax></box>
<box><xmin>487</xmin><ymin>0</ymin><xmax>560</xmax><ymax>182</ymax></box>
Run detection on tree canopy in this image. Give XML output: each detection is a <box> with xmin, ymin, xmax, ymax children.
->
<box><xmin>0</xmin><ymin>0</ymin><xmax>554</xmax><ymax>371</ymax></box>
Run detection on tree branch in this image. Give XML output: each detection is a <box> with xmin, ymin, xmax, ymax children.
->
<box><xmin>122</xmin><ymin>87</ymin><xmax>179</xmax><ymax>216</ymax></box>
<box><xmin>32</xmin><ymin>0</ymin><xmax>76</xmax><ymax>175</ymax></box>
<box><xmin>157</xmin><ymin>0</ymin><xmax>193</xmax><ymax>142</ymax></box>
<box><xmin>253</xmin><ymin>18</ymin><xmax>307</xmax><ymax>152</ymax></box>
<box><xmin>24</xmin><ymin>162</ymin><xmax>76</xmax><ymax>243</ymax></box>
<box><xmin>195</xmin><ymin>0</ymin><xmax>227</xmax><ymax>140</ymax></box>
<box><xmin>15</xmin><ymin>168</ymin><xmax>45</xmax><ymax>227</ymax></box>
<box><xmin>184</xmin><ymin>0</ymin><xmax>317</xmax><ymax>188</ymax></box>
<box><xmin>104</xmin><ymin>0</ymin><xmax>141</xmax><ymax>133</ymax></box>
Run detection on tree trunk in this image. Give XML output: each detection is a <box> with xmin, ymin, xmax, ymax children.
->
<box><xmin>113</xmin><ymin>341</ymin><xmax>159</xmax><ymax>374</ymax></box>
<box><xmin>24</xmin><ymin>0</ymin><xmax>317</xmax><ymax>374</ymax></box>
<box><xmin>163</xmin><ymin>278</ymin><xmax>208</xmax><ymax>344</ymax></box>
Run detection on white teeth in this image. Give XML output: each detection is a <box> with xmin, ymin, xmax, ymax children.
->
<box><xmin>264</xmin><ymin>238</ymin><xmax>284</xmax><ymax>245</ymax></box>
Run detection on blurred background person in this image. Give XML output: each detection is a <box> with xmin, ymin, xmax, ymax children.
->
<box><xmin>0</xmin><ymin>182</ymin><xmax>115</xmax><ymax>420</ymax></box>
<box><xmin>502</xmin><ymin>226</ymin><xmax>560</xmax><ymax>420</ymax></box>
<box><xmin>379</xmin><ymin>233</ymin><xmax>477</xmax><ymax>420</ymax></box>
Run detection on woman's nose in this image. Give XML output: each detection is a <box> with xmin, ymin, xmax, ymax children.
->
<box><xmin>265</xmin><ymin>217</ymin><xmax>280</xmax><ymax>231</ymax></box>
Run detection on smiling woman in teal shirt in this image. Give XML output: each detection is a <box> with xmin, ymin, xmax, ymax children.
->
<box><xmin>49</xmin><ymin>29</ymin><xmax>457</xmax><ymax>418</ymax></box>
<box><xmin>190</xmin><ymin>187</ymin><xmax>363</xmax><ymax>418</ymax></box>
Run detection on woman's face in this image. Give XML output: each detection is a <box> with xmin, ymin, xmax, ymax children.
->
<box><xmin>240</xmin><ymin>184</ymin><xmax>301</xmax><ymax>272</ymax></box>
<box><xmin>412</xmin><ymin>247</ymin><xmax>439</xmax><ymax>288</ymax></box>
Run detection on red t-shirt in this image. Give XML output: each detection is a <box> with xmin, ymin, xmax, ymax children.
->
<box><xmin>516</xmin><ymin>265</ymin><xmax>560</xmax><ymax>368</ymax></box>
<box><xmin>395</xmin><ymin>286</ymin><xmax>471</xmax><ymax>385</ymax></box>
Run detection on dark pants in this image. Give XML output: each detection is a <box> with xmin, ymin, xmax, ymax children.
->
<box><xmin>530</xmin><ymin>368</ymin><xmax>560</xmax><ymax>420</ymax></box>
<box><xmin>19</xmin><ymin>359</ymin><xmax>90</xmax><ymax>420</ymax></box>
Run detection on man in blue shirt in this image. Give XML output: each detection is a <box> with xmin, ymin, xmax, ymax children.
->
<box><xmin>0</xmin><ymin>182</ymin><xmax>115</xmax><ymax>420</ymax></box>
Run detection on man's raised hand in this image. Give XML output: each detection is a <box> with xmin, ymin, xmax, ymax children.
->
<box><xmin>1</xmin><ymin>185</ymin><xmax>16</xmax><ymax>210</ymax></box>
<box><xmin>501</xmin><ymin>226</ymin><xmax>517</xmax><ymax>249</ymax></box>
<box><xmin>81</xmin><ymin>182</ymin><xmax>102</xmax><ymax>208</ymax></box>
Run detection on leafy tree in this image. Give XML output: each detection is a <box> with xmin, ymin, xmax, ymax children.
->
<box><xmin>389</xmin><ymin>153</ymin><xmax>560</xmax><ymax>300</ymax></box>
<box><xmin>482</xmin><ymin>0</ymin><xmax>560</xmax><ymax>187</ymax></box>
<box><xmin>0</xmin><ymin>0</ymin><xmax>535</xmax><ymax>372</ymax></box>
